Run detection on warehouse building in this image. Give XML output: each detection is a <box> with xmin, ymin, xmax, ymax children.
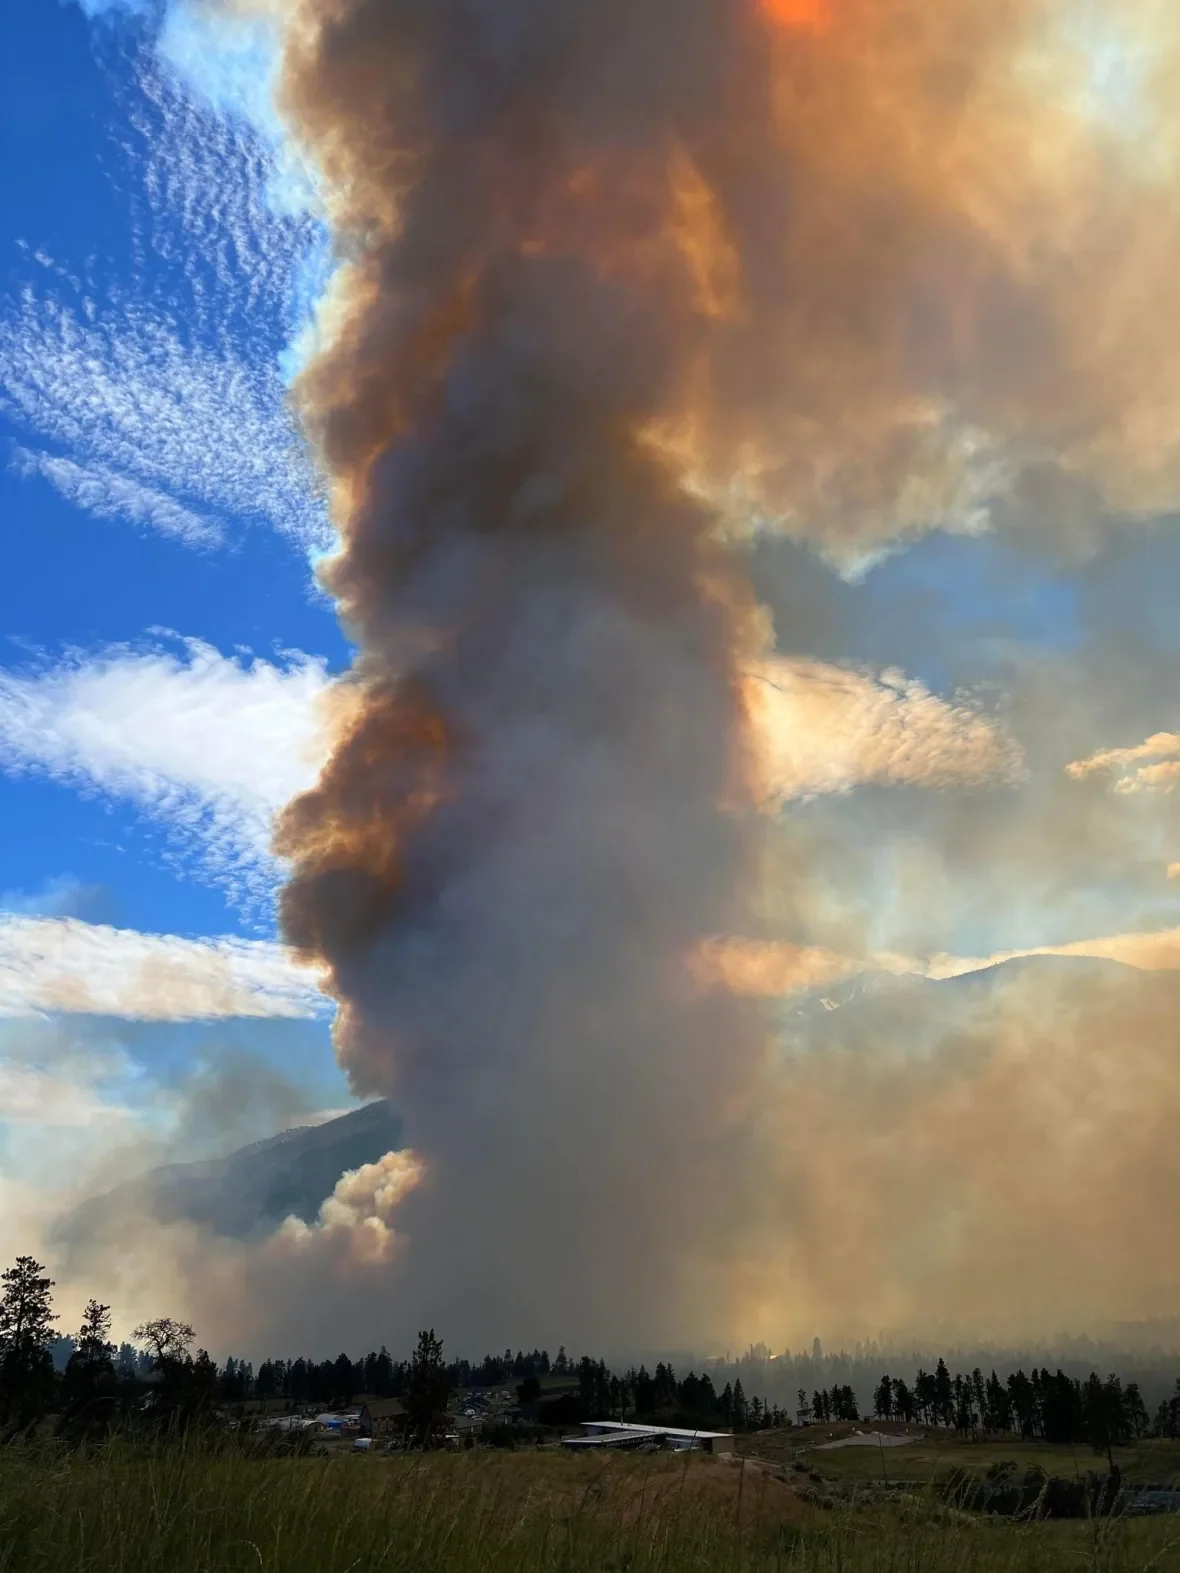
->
<box><xmin>562</xmin><ymin>1421</ymin><xmax>734</xmax><ymax>1454</ymax></box>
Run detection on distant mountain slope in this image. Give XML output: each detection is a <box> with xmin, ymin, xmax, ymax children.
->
<box><xmin>60</xmin><ymin>1100</ymin><xmax>402</xmax><ymax>1244</ymax></box>
<box><xmin>779</xmin><ymin>952</ymin><xmax>1155</xmax><ymax>1054</ymax></box>
<box><xmin>57</xmin><ymin>956</ymin><xmax>1164</xmax><ymax>1247</ymax></box>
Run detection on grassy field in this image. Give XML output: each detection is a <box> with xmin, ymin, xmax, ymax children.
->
<box><xmin>1</xmin><ymin>1443</ymin><xmax>1179</xmax><ymax>1573</ymax></box>
<box><xmin>742</xmin><ymin>1427</ymin><xmax>1180</xmax><ymax>1487</ymax></box>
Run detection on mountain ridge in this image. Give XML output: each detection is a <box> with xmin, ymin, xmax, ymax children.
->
<box><xmin>58</xmin><ymin>1099</ymin><xmax>403</xmax><ymax>1245</ymax></box>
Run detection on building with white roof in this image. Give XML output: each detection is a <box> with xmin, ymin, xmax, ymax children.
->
<box><xmin>563</xmin><ymin>1421</ymin><xmax>734</xmax><ymax>1454</ymax></box>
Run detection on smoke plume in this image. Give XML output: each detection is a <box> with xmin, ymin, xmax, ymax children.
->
<box><xmin>224</xmin><ymin>0</ymin><xmax>1180</xmax><ymax>1351</ymax></box>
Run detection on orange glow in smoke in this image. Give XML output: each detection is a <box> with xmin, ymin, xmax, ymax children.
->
<box><xmin>760</xmin><ymin>0</ymin><xmax>832</xmax><ymax>34</ymax></box>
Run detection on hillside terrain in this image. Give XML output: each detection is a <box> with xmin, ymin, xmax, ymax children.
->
<box><xmin>57</xmin><ymin>1100</ymin><xmax>402</xmax><ymax>1243</ymax></box>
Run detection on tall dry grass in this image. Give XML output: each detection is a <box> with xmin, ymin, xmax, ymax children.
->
<box><xmin>0</xmin><ymin>1442</ymin><xmax>1177</xmax><ymax>1572</ymax></box>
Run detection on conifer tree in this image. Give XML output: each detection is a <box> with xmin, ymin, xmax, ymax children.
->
<box><xmin>892</xmin><ymin>1378</ymin><xmax>915</xmax><ymax>1425</ymax></box>
<box><xmin>719</xmin><ymin>1381</ymin><xmax>733</xmax><ymax>1423</ymax></box>
<box><xmin>874</xmin><ymin>1374</ymin><xmax>893</xmax><ymax>1420</ymax></box>
<box><xmin>1084</xmin><ymin>1373</ymin><xmax>1127</xmax><ymax>1472</ymax></box>
<box><xmin>933</xmin><ymin>1359</ymin><xmax>954</xmax><ymax>1427</ymax></box>
<box><xmin>0</xmin><ymin>1256</ymin><xmax>57</xmax><ymax>1428</ymax></box>
<box><xmin>407</xmin><ymin>1329</ymin><xmax>449</xmax><ymax>1446</ymax></box>
<box><xmin>984</xmin><ymin>1369</ymin><xmax>1010</xmax><ymax>1433</ymax></box>
<box><xmin>1124</xmin><ymin>1382</ymin><xmax>1149</xmax><ymax>1440</ymax></box>
<box><xmin>61</xmin><ymin>1299</ymin><xmax>116</xmax><ymax>1423</ymax></box>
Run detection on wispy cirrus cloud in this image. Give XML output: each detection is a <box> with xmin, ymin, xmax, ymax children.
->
<box><xmin>0</xmin><ymin>268</ymin><xmax>324</xmax><ymax>550</ymax></box>
<box><xmin>0</xmin><ymin>641</ymin><xmax>1015</xmax><ymax>918</ymax></box>
<box><xmin>0</xmin><ymin>638</ymin><xmax>333</xmax><ymax>914</ymax></box>
<box><xmin>1</xmin><ymin>53</ymin><xmax>329</xmax><ymax>551</ymax></box>
<box><xmin>13</xmin><ymin>447</ymin><xmax>221</xmax><ymax>549</ymax></box>
<box><xmin>0</xmin><ymin>915</ymin><xmax>325</xmax><ymax>1021</ymax></box>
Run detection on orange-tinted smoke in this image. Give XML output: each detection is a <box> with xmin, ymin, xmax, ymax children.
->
<box><xmin>252</xmin><ymin>0</ymin><xmax>1180</xmax><ymax>1351</ymax></box>
<box><xmin>663</xmin><ymin>0</ymin><xmax>1180</xmax><ymax>559</ymax></box>
<box><xmin>733</xmin><ymin>962</ymin><xmax>1180</xmax><ymax>1345</ymax></box>
<box><xmin>276</xmin><ymin>681</ymin><xmax>449</xmax><ymax>967</ymax></box>
<box><xmin>260</xmin><ymin>0</ymin><xmax>782</xmax><ymax>1350</ymax></box>
<box><xmin>760</xmin><ymin>0</ymin><xmax>833</xmax><ymax>35</ymax></box>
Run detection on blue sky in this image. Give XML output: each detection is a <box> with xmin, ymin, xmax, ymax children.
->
<box><xmin>0</xmin><ymin>0</ymin><xmax>349</xmax><ymax>931</ymax></box>
<box><xmin>1</xmin><ymin>0</ymin><xmax>345</xmax><ymax>937</ymax></box>
<box><xmin>4</xmin><ymin>0</ymin><xmax>1180</xmax><ymax>1319</ymax></box>
<box><xmin>0</xmin><ymin>0</ymin><xmax>353</xmax><ymax>1237</ymax></box>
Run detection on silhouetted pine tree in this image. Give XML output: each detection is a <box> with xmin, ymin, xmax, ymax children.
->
<box><xmin>0</xmin><ymin>1257</ymin><xmax>57</xmax><ymax>1431</ymax></box>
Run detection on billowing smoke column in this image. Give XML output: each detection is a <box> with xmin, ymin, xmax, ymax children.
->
<box><xmin>261</xmin><ymin>0</ymin><xmax>1180</xmax><ymax>1350</ymax></box>
<box><xmin>273</xmin><ymin>0</ymin><xmax>776</xmax><ymax>1350</ymax></box>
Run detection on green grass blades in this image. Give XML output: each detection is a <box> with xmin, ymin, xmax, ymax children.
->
<box><xmin>0</xmin><ymin>1443</ymin><xmax>1178</xmax><ymax>1573</ymax></box>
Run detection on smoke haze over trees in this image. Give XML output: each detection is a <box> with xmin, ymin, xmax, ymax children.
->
<box><xmin>12</xmin><ymin>0</ymin><xmax>1180</xmax><ymax>1371</ymax></box>
<box><xmin>71</xmin><ymin>0</ymin><xmax>1154</xmax><ymax>1365</ymax></box>
<box><xmin>9</xmin><ymin>1253</ymin><xmax>1180</xmax><ymax>1465</ymax></box>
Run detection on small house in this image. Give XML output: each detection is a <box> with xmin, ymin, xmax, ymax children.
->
<box><xmin>366</xmin><ymin>1399</ymin><xmax>405</xmax><ymax>1438</ymax></box>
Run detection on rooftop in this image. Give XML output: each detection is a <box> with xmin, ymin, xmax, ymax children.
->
<box><xmin>581</xmin><ymin>1422</ymin><xmax>734</xmax><ymax>1440</ymax></box>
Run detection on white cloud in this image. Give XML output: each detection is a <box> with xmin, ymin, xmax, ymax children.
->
<box><xmin>0</xmin><ymin>642</ymin><xmax>1022</xmax><ymax>914</ymax></box>
<box><xmin>0</xmin><ymin>915</ymin><xmax>326</xmax><ymax>1021</ymax></box>
<box><xmin>1068</xmin><ymin>731</ymin><xmax>1180</xmax><ymax>793</ymax></box>
<box><xmin>0</xmin><ymin>638</ymin><xmax>333</xmax><ymax>912</ymax></box>
<box><xmin>0</xmin><ymin>288</ymin><xmax>322</xmax><ymax>549</ymax></box>
<box><xmin>1067</xmin><ymin>729</ymin><xmax>1180</xmax><ymax>879</ymax></box>
<box><xmin>744</xmin><ymin>656</ymin><xmax>1023</xmax><ymax>805</ymax></box>
<box><xmin>0</xmin><ymin>59</ymin><xmax>329</xmax><ymax>550</ymax></box>
<box><xmin>13</xmin><ymin>448</ymin><xmax>221</xmax><ymax>548</ymax></box>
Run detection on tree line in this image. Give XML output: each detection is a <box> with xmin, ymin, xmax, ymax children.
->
<box><xmin>229</xmin><ymin>1351</ymin><xmax>791</xmax><ymax>1434</ymax></box>
<box><xmin>550</xmin><ymin>1357</ymin><xmax>788</xmax><ymax>1432</ymax></box>
<box><xmin>0</xmin><ymin>1256</ymin><xmax>790</xmax><ymax>1439</ymax></box>
<box><xmin>6</xmin><ymin>1253</ymin><xmax>1180</xmax><ymax>1458</ymax></box>
<box><xmin>859</xmin><ymin>1357</ymin><xmax>1155</xmax><ymax>1461</ymax></box>
<box><xmin>248</xmin><ymin>1344</ymin><xmax>577</xmax><ymax>1407</ymax></box>
<box><xmin>0</xmin><ymin>1255</ymin><xmax>221</xmax><ymax>1439</ymax></box>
